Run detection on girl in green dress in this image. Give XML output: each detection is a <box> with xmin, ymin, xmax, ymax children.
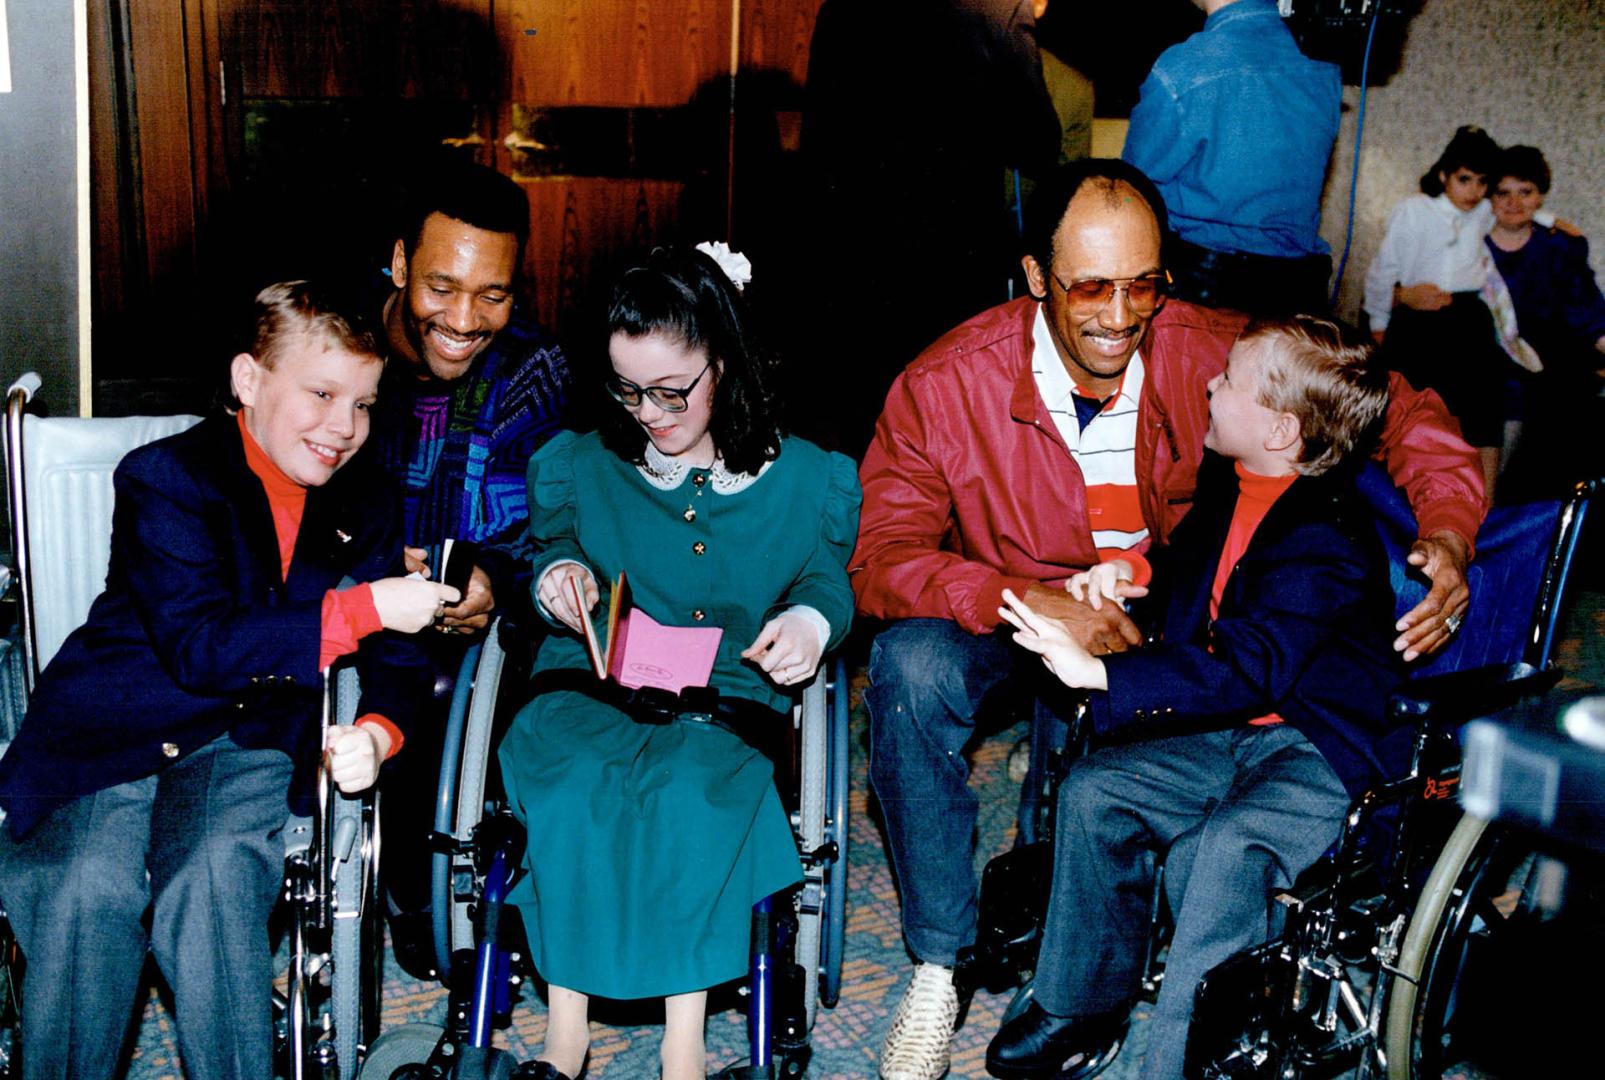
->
<box><xmin>500</xmin><ymin>245</ymin><xmax>860</xmax><ymax>1080</ymax></box>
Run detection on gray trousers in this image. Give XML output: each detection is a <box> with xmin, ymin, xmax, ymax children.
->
<box><xmin>1033</xmin><ymin>724</ymin><xmax>1350</xmax><ymax>1080</ymax></box>
<box><xmin>0</xmin><ymin>736</ymin><xmax>294</xmax><ymax>1080</ymax></box>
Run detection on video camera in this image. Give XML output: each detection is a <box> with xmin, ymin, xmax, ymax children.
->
<box><xmin>1462</xmin><ymin>688</ymin><xmax>1605</xmax><ymax>858</ymax></box>
<box><xmin>1278</xmin><ymin>0</ymin><xmax>1423</xmax><ymax>85</ymax></box>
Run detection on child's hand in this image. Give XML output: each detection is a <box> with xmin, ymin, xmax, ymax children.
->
<box><xmin>999</xmin><ymin>588</ymin><xmax>1108</xmax><ymax>690</ymax></box>
<box><xmin>1397</xmin><ymin>283</ymin><xmax>1452</xmax><ymax>312</ymax></box>
<box><xmin>536</xmin><ymin>562</ymin><xmax>598</xmax><ymax>635</ymax></box>
<box><xmin>742</xmin><ymin>611</ymin><xmax>823</xmax><ymax>687</ymax></box>
<box><xmin>326</xmin><ymin>724</ymin><xmax>389</xmax><ymax>793</ymax></box>
<box><xmin>371</xmin><ymin>578</ymin><xmax>461</xmax><ymax>633</ymax></box>
<box><xmin>1067</xmin><ymin>560</ymin><xmax>1150</xmax><ymax>611</ymax></box>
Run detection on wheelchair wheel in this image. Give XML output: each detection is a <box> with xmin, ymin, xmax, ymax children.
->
<box><xmin>333</xmin><ymin>791</ymin><xmax>383</xmax><ymax>1079</ymax></box>
<box><xmin>1382</xmin><ymin>813</ymin><xmax>1582</xmax><ymax>1079</ymax></box>
<box><xmin>795</xmin><ymin>665</ymin><xmax>829</xmax><ymax>1031</ymax></box>
<box><xmin>356</xmin><ymin>1022</ymin><xmax>446</xmax><ymax>1080</ymax></box>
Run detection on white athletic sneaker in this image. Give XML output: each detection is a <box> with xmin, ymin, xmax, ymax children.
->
<box><xmin>879</xmin><ymin>962</ymin><xmax>960</xmax><ymax>1080</ymax></box>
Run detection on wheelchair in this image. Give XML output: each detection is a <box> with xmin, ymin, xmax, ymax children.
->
<box><xmin>357</xmin><ymin>616</ymin><xmax>852</xmax><ymax>1080</ymax></box>
<box><xmin>957</xmin><ymin>461</ymin><xmax>1601</xmax><ymax>1080</ymax></box>
<box><xmin>0</xmin><ymin>373</ymin><xmax>381</xmax><ymax>1080</ymax></box>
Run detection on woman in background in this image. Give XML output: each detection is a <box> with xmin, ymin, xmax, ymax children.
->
<box><xmin>1485</xmin><ymin>144</ymin><xmax>1605</xmax><ymax>493</ymax></box>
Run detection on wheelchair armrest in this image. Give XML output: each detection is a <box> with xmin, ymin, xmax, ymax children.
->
<box><xmin>1389</xmin><ymin>661</ymin><xmax>1560</xmax><ymax>730</ymax></box>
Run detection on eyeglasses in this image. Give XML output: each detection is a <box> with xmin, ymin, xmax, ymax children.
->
<box><xmin>604</xmin><ymin>361</ymin><xmax>712</xmax><ymax>413</ymax></box>
<box><xmin>1049</xmin><ymin>269</ymin><xmax>1171</xmax><ymax>315</ymax></box>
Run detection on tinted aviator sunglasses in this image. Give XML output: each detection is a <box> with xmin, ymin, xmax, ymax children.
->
<box><xmin>604</xmin><ymin>360</ymin><xmax>712</xmax><ymax>413</ymax></box>
<box><xmin>1050</xmin><ymin>269</ymin><xmax>1172</xmax><ymax>314</ymax></box>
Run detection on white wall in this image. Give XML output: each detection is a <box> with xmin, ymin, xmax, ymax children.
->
<box><xmin>0</xmin><ymin>0</ymin><xmax>86</xmax><ymax>416</ymax></box>
<box><xmin>1321</xmin><ymin>0</ymin><xmax>1605</xmax><ymax>321</ymax></box>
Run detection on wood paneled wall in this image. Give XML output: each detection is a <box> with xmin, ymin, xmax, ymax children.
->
<box><xmin>90</xmin><ymin>0</ymin><xmax>823</xmax><ymax>405</ymax></box>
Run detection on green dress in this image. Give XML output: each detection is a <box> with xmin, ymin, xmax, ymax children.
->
<box><xmin>498</xmin><ymin>431</ymin><xmax>860</xmax><ymax>1000</ymax></box>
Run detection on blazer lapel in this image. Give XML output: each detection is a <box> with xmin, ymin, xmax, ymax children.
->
<box><xmin>214</xmin><ymin>420</ymin><xmax>287</xmax><ymax>590</ymax></box>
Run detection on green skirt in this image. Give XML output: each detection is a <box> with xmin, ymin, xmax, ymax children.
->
<box><xmin>498</xmin><ymin>688</ymin><xmax>802</xmax><ymax>1000</ymax></box>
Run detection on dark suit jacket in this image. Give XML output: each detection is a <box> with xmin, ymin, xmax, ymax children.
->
<box><xmin>0</xmin><ymin>416</ymin><xmax>430</xmax><ymax>837</ymax></box>
<box><xmin>1093</xmin><ymin>453</ymin><xmax>1407</xmax><ymax>797</ymax></box>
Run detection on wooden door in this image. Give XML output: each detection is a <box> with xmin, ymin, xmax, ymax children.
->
<box><xmin>90</xmin><ymin>0</ymin><xmax>823</xmax><ymax>406</ymax></box>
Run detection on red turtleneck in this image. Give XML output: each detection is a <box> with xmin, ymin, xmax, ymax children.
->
<box><xmin>237</xmin><ymin>412</ymin><xmax>402</xmax><ymax>755</ymax></box>
<box><xmin>1210</xmin><ymin>461</ymin><xmax>1299</xmax><ymax>727</ymax></box>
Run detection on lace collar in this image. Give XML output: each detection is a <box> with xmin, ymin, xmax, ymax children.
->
<box><xmin>637</xmin><ymin>441</ymin><xmax>773</xmax><ymax>494</ymax></box>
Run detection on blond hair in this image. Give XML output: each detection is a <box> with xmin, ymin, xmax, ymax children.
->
<box><xmin>1242</xmin><ymin>314</ymin><xmax>1389</xmax><ymax>477</ymax></box>
<box><xmin>250</xmin><ymin>280</ymin><xmax>381</xmax><ymax>367</ymax></box>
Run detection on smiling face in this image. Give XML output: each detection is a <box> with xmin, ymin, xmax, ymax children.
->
<box><xmin>233</xmin><ymin>330</ymin><xmax>381</xmax><ymax>486</ymax></box>
<box><xmin>608</xmin><ymin>331</ymin><xmax>718</xmax><ymax>465</ymax></box>
<box><xmin>1439</xmin><ymin>166</ymin><xmax>1489</xmax><ymax>212</ymax></box>
<box><xmin>389</xmin><ymin>212</ymin><xmax>520</xmax><ymax>381</ymax></box>
<box><xmin>1022</xmin><ymin>182</ymin><xmax>1164</xmax><ymax>397</ymax></box>
<box><xmin>1491</xmin><ymin>176</ymin><xmax>1544</xmax><ymax>231</ymax></box>
<box><xmin>1204</xmin><ymin>338</ymin><xmax>1295</xmax><ymax>471</ymax></box>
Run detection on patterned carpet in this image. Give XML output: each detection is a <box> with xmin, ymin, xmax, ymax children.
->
<box><xmin>121</xmin><ymin>593</ymin><xmax>1605</xmax><ymax>1079</ymax></box>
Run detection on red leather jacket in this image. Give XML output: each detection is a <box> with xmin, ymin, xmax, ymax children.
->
<box><xmin>850</xmin><ymin>298</ymin><xmax>1486</xmax><ymax>634</ymax></box>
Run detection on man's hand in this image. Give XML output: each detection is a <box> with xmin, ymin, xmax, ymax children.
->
<box><xmin>1395</xmin><ymin>530</ymin><xmax>1472</xmax><ymax>661</ymax></box>
<box><xmin>1019</xmin><ymin>582</ymin><xmax>1141</xmax><ymax>656</ymax></box>
<box><xmin>741</xmin><ymin>611</ymin><xmax>824</xmax><ymax>687</ymax></box>
<box><xmin>441</xmin><ymin>565</ymin><xmax>494</xmax><ymax>634</ymax></box>
<box><xmin>403</xmin><ymin>546</ymin><xmax>430</xmax><ymax>576</ymax></box>
<box><xmin>1397</xmin><ymin>283</ymin><xmax>1453</xmax><ymax>312</ymax></box>
<box><xmin>999</xmin><ymin>589</ymin><xmax>1109</xmax><ymax>690</ymax></box>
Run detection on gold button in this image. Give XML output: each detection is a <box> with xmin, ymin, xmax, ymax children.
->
<box><xmin>692</xmin><ymin>541</ymin><xmax>706</xmax><ymax>556</ymax></box>
<box><xmin>161</xmin><ymin>742</ymin><xmax>180</xmax><ymax>759</ymax></box>
<box><xmin>683</xmin><ymin>508</ymin><xmax>696</xmax><ymax>523</ymax></box>
<box><xmin>692</xmin><ymin>609</ymin><xmax>706</xmax><ymax>621</ymax></box>
<box><xmin>692</xmin><ymin>473</ymin><xmax>707</xmax><ymax>487</ymax></box>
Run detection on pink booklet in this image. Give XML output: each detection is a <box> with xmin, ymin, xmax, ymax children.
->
<box><xmin>570</xmin><ymin>571</ymin><xmax>723</xmax><ymax>693</ymax></box>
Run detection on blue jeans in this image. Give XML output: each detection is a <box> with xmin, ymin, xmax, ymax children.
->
<box><xmin>867</xmin><ymin>617</ymin><xmax>1079</xmax><ymax>966</ymax></box>
<box><xmin>1033</xmin><ymin>724</ymin><xmax>1350</xmax><ymax>1080</ymax></box>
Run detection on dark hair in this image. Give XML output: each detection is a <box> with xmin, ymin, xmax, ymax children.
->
<box><xmin>598</xmin><ymin>247</ymin><xmax>781</xmax><ymax>477</ymax></box>
<box><xmin>1023</xmin><ymin>158</ymin><xmax>1169</xmax><ymax>273</ymax></box>
<box><xmin>1493</xmin><ymin>144</ymin><xmax>1551</xmax><ymax>195</ymax></box>
<box><xmin>398</xmin><ymin>162</ymin><xmax>530</xmax><ymax>258</ymax></box>
<box><xmin>1420</xmin><ymin>126</ymin><xmax>1500</xmax><ymax>195</ymax></box>
<box><xmin>228</xmin><ymin>280</ymin><xmax>383</xmax><ymax>409</ymax></box>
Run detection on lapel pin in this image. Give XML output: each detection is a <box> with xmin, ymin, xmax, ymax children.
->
<box><xmin>335</xmin><ymin>529</ymin><xmax>352</xmax><ymax>544</ymax></box>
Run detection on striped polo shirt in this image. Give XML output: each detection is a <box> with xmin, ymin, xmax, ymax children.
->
<box><xmin>1031</xmin><ymin>306</ymin><xmax>1149</xmax><ymax>566</ymax></box>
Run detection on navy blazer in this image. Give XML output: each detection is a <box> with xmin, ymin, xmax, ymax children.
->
<box><xmin>0</xmin><ymin>416</ymin><xmax>431</xmax><ymax>838</ymax></box>
<box><xmin>1093</xmin><ymin>452</ymin><xmax>1408</xmax><ymax>797</ymax></box>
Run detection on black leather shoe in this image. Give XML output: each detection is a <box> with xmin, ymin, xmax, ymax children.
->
<box><xmin>510</xmin><ymin>1062</ymin><xmax>573</xmax><ymax>1080</ymax></box>
<box><xmin>985</xmin><ymin>1001</ymin><xmax>1127</xmax><ymax>1079</ymax></box>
